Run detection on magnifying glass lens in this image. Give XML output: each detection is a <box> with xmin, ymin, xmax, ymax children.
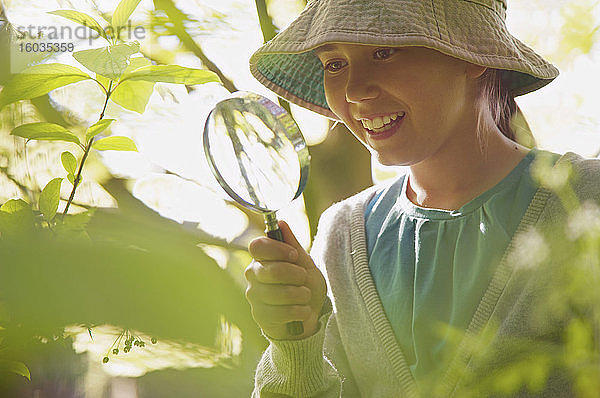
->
<box><xmin>205</xmin><ymin>108</ymin><xmax>300</xmax><ymax>212</ymax></box>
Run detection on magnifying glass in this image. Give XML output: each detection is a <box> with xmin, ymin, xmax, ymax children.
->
<box><xmin>203</xmin><ymin>91</ymin><xmax>310</xmax><ymax>336</ymax></box>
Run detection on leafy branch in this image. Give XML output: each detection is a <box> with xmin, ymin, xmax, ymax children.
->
<box><xmin>63</xmin><ymin>81</ymin><xmax>114</xmax><ymax>216</ymax></box>
<box><xmin>0</xmin><ymin>0</ymin><xmax>221</xmax><ymax>228</ymax></box>
<box><xmin>153</xmin><ymin>0</ymin><xmax>237</xmax><ymax>93</ymax></box>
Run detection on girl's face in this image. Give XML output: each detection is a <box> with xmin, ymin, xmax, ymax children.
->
<box><xmin>315</xmin><ymin>43</ymin><xmax>482</xmax><ymax>166</ymax></box>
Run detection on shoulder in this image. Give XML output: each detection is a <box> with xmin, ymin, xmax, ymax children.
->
<box><xmin>532</xmin><ymin>151</ymin><xmax>600</xmax><ymax>231</ymax></box>
<box><xmin>564</xmin><ymin>151</ymin><xmax>600</xmax><ymax>179</ymax></box>
<box><xmin>555</xmin><ymin>151</ymin><xmax>600</xmax><ymax>199</ymax></box>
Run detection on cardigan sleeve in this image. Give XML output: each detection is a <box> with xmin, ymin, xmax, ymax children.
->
<box><xmin>251</xmin><ymin>297</ymin><xmax>359</xmax><ymax>397</ymax></box>
<box><xmin>251</xmin><ymin>196</ymin><xmax>365</xmax><ymax>397</ymax></box>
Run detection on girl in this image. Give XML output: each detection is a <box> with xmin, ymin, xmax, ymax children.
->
<box><xmin>244</xmin><ymin>0</ymin><xmax>600</xmax><ymax>396</ymax></box>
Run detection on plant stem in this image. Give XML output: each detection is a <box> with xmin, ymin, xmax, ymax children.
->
<box><xmin>253</xmin><ymin>0</ymin><xmax>293</xmax><ymax>115</ymax></box>
<box><xmin>254</xmin><ymin>0</ymin><xmax>278</xmax><ymax>43</ymax></box>
<box><xmin>62</xmin><ymin>81</ymin><xmax>113</xmax><ymax>217</ymax></box>
<box><xmin>155</xmin><ymin>0</ymin><xmax>238</xmax><ymax>93</ymax></box>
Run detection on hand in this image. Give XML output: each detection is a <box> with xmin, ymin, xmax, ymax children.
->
<box><xmin>245</xmin><ymin>220</ymin><xmax>327</xmax><ymax>340</ymax></box>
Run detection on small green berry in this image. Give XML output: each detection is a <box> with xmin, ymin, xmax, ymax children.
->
<box><xmin>103</xmin><ymin>356</ymin><xmax>109</xmax><ymax>363</ymax></box>
<box><xmin>151</xmin><ymin>337</ymin><xmax>157</xmax><ymax>344</ymax></box>
<box><xmin>113</xmin><ymin>348</ymin><xmax>119</xmax><ymax>355</ymax></box>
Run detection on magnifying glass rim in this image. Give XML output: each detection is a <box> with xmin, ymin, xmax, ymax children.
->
<box><xmin>203</xmin><ymin>91</ymin><xmax>310</xmax><ymax>213</ymax></box>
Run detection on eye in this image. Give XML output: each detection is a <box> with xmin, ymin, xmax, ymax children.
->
<box><xmin>323</xmin><ymin>59</ymin><xmax>347</xmax><ymax>73</ymax></box>
<box><xmin>373</xmin><ymin>47</ymin><xmax>396</xmax><ymax>60</ymax></box>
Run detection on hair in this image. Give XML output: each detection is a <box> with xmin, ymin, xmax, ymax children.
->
<box><xmin>475</xmin><ymin>68</ymin><xmax>519</xmax><ymax>151</ymax></box>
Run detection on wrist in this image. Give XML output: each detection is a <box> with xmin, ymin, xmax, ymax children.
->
<box><xmin>263</xmin><ymin>309</ymin><xmax>331</xmax><ymax>342</ymax></box>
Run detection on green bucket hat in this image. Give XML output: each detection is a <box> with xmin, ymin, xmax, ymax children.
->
<box><xmin>249</xmin><ymin>0</ymin><xmax>559</xmax><ymax>120</ymax></box>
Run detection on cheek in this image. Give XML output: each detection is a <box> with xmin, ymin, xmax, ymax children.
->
<box><xmin>323</xmin><ymin>80</ymin><xmax>370</xmax><ymax>144</ymax></box>
<box><xmin>427</xmin><ymin>82</ymin><xmax>467</xmax><ymax>125</ymax></box>
<box><xmin>323</xmin><ymin>80</ymin><xmax>345</xmax><ymax>117</ymax></box>
<box><xmin>402</xmin><ymin>78</ymin><xmax>465</xmax><ymax>127</ymax></box>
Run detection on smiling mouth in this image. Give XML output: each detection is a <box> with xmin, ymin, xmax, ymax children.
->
<box><xmin>362</xmin><ymin>112</ymin><xmax>405</xmax><ymax>135</ymax></box>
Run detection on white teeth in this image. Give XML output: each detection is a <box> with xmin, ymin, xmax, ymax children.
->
<box><xmin>372</xmin><ymin>117</ymin><xmax>384</xmax><ymax>129</ymax></box>
<box><xmin>360</xmin><ymin>112</ymin><xmax>404</xmax><ymax>130</ymax></box>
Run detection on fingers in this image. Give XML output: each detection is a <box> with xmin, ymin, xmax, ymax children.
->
<box><xmin>248</xmin><ymin>236</ymin><xmax>298</xmax><ymax>262</ymax></box>
<box><xmin>248</xmin><ymin>221</ymin><xmax>317</xmax><ymax>271</ymax></box>
<box><xmin>251</xmin><ymin>304</ymin><xmax>312</xmax><ymax>324</ymax></box>
<box><xmin>278</xmin><ymin>220</ymin><xmax>303</xmax><ymax>252</ymax></box>
<box><xmin>278</xmin><ymin>220</ymin><xmax>316</xmax><ymax>269</ymax></box>
<box><xmin>245</xmin><ymin>260</ymin><xmax>307</xmax><ymax>286</ymax></box>
<box><xmin>245</xmin><ymin>220</ymin><xmax>327</xmax><ymax>339</ymax></box>
<box><xmin>246</xmin><ymin>283</ymin><xmax>312</xmax><ymax>306</ymax></box>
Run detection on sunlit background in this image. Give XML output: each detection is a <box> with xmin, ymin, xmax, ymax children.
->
<box><xmin>1</xmin><ymin>0</ymin><xmax>599</xmax><ymax>396</ymax></box>
<box><xmin>2</xmin><ymin>0</ymin><xmax>599</xmax><ymax>230</ymax></box>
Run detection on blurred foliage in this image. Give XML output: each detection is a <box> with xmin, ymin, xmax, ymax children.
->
<box><xmin>0</xmin><ymin>0</ymin><xmax>261</xmax><ymax>395</ymax></box>
<box><xmin>558</xmin><ymin>0</ymin><xmax>600</xmax><ymax>61</ymax></box>
<box><xmin>0</xmin><ymin>0</ymin><xmax>369</xmax><ymax>395</ymax></box>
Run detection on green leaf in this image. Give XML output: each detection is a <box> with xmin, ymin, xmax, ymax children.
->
<box><xmin>55</xmin><ymin>209</ymin><xmax>95</xmax><ymax>235</ymax></box>
<box><xmin>11</xmin><ymin>123</ymin><xmax>81</xmax><ymax>145</ymax></box>
<box><xmin>109</xmin><ymin>57</ymin><xmax>154</xmax><ymax>113</ymax></box>
<box><xmin>0</xmin><ymin>63</ymin><xmax>92</xmax><ymax>109</ymax></box>
<box><xmin>85</xmin><ymin>119</ymin><xmax>116</xmax><ymax>142</ymax></box>
<box><xmin>61</xmin><ymin>151</ymin><xmax>77</xmax><ymax>175</ymax></box>
<box><xmin>0</xmin><ymin>361</ymin><xmax>31</xmax><ymax>380</ymax></box>
<box><xmin>96</xmin><ymin>74</ymin><xmax>113</xmax><ymax>94</ymax></box>
<box><xmin>39</xmin><ymin>178</ymin><xmax>63</xmax><ymax>222</ymax></box>
<box><xmin>0</xmin><ymin>199</ymin><xmax>34</xmax><ymax>236</ymax></box>
<box><xmin>92</xmin><ymin>136</ymin><xmax>137</xmax><ymax>151</ymax></box>
<box><xmin>119</xmin><ymin>65</ymin><xmax>221</xmax><ymax>85</ymax></box>
<box><xmin>111</xmin><ymin>0</ymin><xmax>142</xmax><ymax>38</ymax></box>
<box><xmin>97</xmin><ymin>73</ymin><xmax>111</xmax><ymax>89</ymax></box>
<box><xmin>48</xmin><ymin>10</ymin><xmax>108</xmax><ymax>41</ymax></box>
<box><xmin>73</xmin><ymin>42</ymin><xmax>140</xmax><ymax>80</ymax></box>
<box><xmin>0</xmin><ymin>199</ymin><xmax>29</xmax><ymax>213</ymax></box>
<box><xmin>67</xmin><ymin>173</ymin><xmax>76</xmax><ymax>186</ymax></box>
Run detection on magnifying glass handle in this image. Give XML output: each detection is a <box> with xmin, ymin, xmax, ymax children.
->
<box><xmin>265</xmin><ymin>228</ymin><xmax>284</xmax><ymax>241</ymax></box>
<box><xmin>264</xmin><ymin>213</ymin><xmax>305</xmax><ymax>337</ymax></box>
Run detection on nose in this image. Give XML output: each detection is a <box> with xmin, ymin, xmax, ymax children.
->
<box><xmin>345</xmin><ymin>64</ymin><xmax>379</xmax><ymax>103</ymax></box>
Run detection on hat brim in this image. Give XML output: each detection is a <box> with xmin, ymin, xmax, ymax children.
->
<box><xmin>249</xmin><ymin>0</ymin><xmax>559</xmax><ymax>121</ymax></box>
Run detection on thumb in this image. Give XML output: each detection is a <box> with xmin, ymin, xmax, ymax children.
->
<box><xmin>277</xmin><ymin>220</ymin><xmax>315</xmax><ymax>269</ymax></box>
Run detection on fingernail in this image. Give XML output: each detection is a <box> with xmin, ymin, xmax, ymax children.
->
<box><xmin>289</xmin><ymin>249</ymin><xmax>298</xmax><ymax>261</ymax></box>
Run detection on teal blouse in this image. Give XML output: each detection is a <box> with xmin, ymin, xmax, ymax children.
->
<box><xmin>364</xmin><ymin>148</ymin><xmax>560</xmax><ymax>384</ymax></box>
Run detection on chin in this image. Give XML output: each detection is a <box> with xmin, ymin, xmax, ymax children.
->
<box><xmin>374</xmin><ymin>152</ymin><xmax>402</xmax><ymax>166</ymax></box>
<box><xmin>373</xmin><ymin>150</ymin><xmax>417</xmax><ymax>167</ymax></box>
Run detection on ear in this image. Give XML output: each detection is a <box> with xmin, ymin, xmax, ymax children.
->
<box><xmin>465</xmin><ymin>63</ymin><xmax>487</xmax><ymax>79</ymax></box>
